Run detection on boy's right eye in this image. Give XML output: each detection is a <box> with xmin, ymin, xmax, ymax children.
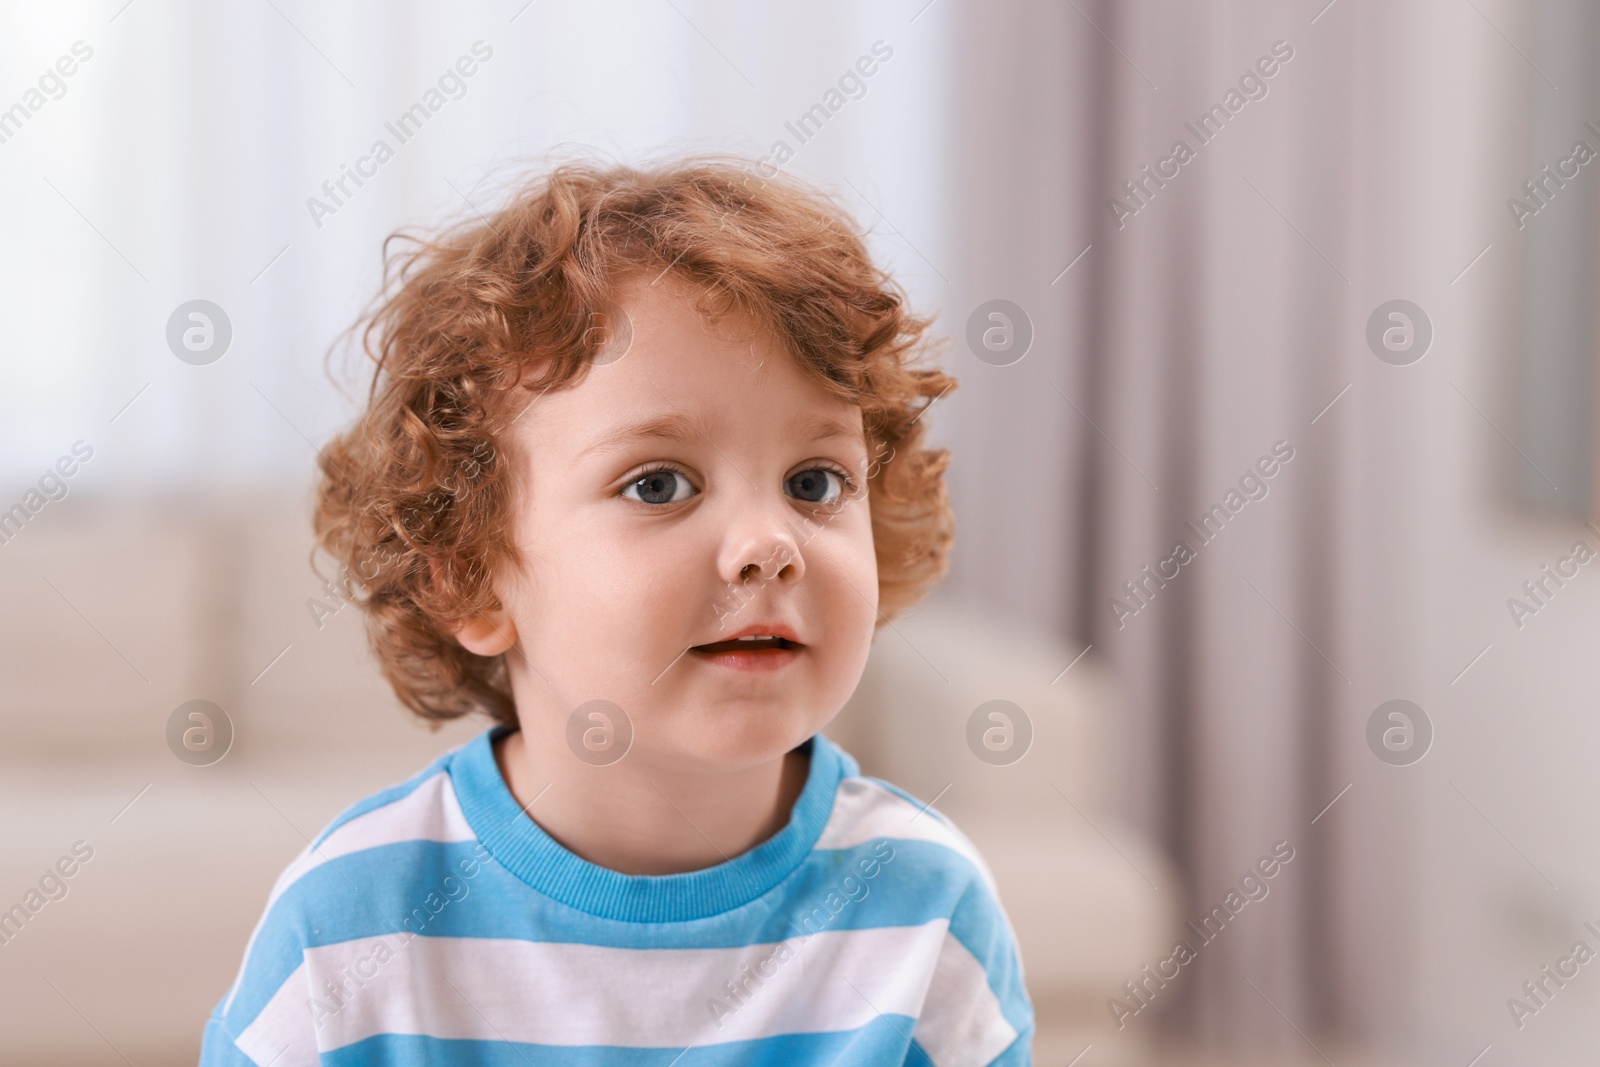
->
<box><xmin>622</xmin><ymin>467</ymin><xmax>697</xmax><ymax>505</ymax></box>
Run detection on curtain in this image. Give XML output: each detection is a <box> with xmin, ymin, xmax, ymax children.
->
<box><xmin>937</xmin><ymin>0</ymin><xmax>1463</xmax><ymax>1049</ymax></box>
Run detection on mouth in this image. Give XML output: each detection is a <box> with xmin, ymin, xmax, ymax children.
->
<box><xmin>689</xmin><ymin>631</ymin><xmax>805</xmax><ymax>672</ymax></box>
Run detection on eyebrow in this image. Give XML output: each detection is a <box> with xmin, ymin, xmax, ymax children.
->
<box><xmin>790</xmin><ymin>412</ymin><xmax>866</xmax><ymax>446</ymax></box>
<box><xmin>578</xmin><ymin>409</ymin><xmax>864</xmax><ymax>460</ymax></box>
<box><xmin>577</xmin><ymin>412</ymin><xmax>706</xmax><ymax>460</ymax></box>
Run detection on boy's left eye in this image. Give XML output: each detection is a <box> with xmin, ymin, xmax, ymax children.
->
<box><xmin>786</xmin><ymin>467</ymin><xmax>848</xmax><ymax>505</ymax></box>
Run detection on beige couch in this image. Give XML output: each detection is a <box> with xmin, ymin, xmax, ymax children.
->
<box><xmin>0</xmin><ymin>494</ymin><xmax>1173</xmax><ymax>1064</ymax></box>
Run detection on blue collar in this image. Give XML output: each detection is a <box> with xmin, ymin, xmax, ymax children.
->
<box><xmin>449</xmin><ymin>726</ymin><xmax>853</xmax><ymax>923</ymax></box>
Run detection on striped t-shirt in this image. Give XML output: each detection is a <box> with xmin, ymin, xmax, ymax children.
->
<box><xmin>200</xmin><ymin>727</ymin><xmax>1034</xmax><ymax>1065</ymax></box>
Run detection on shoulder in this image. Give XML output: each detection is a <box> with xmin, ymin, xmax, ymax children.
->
<box><xmin>261</xmin><ymin>737</ymin><xmax>483</xmax><ymax>929</ymax></box>
<box><xmin>814</xmin><ymin>769</ymin><xmax>1035</xmax><ymax>1064</ymax></box>
<box><xmin>278</xmin><ymin>744</ymin><xmax>478</xmax><ymax>896</ymax></box>
<box><xmin>204</xmin><ymin>736</ymin><xmax>486</xmax><ymax>1055</ymax></box>
<box><xmin>816</xmin><ymin>770</ymin><xmax>1003</xmax><ymax>901</ymax></box>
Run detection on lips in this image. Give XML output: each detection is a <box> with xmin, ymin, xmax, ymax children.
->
<box><xmin>692</xmin><ymin>635</ymin><xmax>802</xmax><ymax>654</ymax></box>
<box><xmin>689</xmin><ymin>624</ymin><xmax>805</xmax><ymax>667</ymax></box>
<box><xmin>691</xmin><ymin>623</ymin><xmax>803</xmax><ymax>653</ymax></box>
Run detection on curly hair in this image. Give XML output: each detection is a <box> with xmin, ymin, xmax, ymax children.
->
<box><xmin>312</xmin><ymin>156</ymin><xmax>957</xmax><ymax>728</ymax></box>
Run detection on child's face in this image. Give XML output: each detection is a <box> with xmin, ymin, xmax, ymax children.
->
<box><xmin>471</xmin><ymin>274</ymin><xmax>880</xmax><ymax>771</ymax></box>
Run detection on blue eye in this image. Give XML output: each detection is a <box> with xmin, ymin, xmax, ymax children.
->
<box><xmin>623</xmin><ymin>468</ymin><xmax>696</xmax><ymax>505</ymax></box>
<box><xmin>786</xmin><ymin>468</ymin><xmax>846</xmax><ymax>504</ymax></box>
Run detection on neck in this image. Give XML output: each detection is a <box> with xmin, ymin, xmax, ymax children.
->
<box><xmin>492</xmin><ymin>725</ymin><xmax>811</xmax><ymax>876</ymax></box>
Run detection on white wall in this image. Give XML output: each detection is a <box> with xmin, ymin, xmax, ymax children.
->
<box><xmin>1393</xmin><ymin>1</ymin><xmax>1600</xmax><ymax>1059</ymax></box>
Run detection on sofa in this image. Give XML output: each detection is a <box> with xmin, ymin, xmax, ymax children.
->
<box><xmin>0</xmin><ymin>494</ymin><xmax>1173</xmax><ymax>1064</ymax></box>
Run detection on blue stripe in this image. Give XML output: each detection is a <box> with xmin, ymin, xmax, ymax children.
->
<box><xmin>948</xmin><ymin>878</ymin><xmax>1035</xmax><ymax>1055</ymax></box>
<box><xmin>321</xmin><ymin>1014</ymin><xmax>918</xmax><ymax>1066</ymax></box>
<box><xmin>266</xmin><ymin>839</ymin><xmax>976</xmax><ymax>950</ymax></box>
<box><xmin>198</xmin><ymin>1014</ymin><xmax>264</xmax><ymax>1066</ymax></box>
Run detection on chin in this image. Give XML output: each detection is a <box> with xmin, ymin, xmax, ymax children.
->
<box><xmin>668</xmin><ymin>707</ymin><xmax>823</xmax><ymax>769</ymax></box>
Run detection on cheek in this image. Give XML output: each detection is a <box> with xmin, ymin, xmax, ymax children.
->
<box><xmin>810</xmin><ymin>505</ymin><xmax>879</xmax><ymax>664</ymax></box>
<box><xmin>516</xmin><ymin>518</ymin><xmax>702</xmax><ymax>664</ymax></box>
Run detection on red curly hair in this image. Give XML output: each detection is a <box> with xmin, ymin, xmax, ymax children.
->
<box><xmin>313</xmin><ymin>156</ymin><xmax>956</xmax><ymax>728</ymax></box>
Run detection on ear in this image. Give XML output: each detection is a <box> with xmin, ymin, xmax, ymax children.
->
<box><xmin>430</xmin><ymin>556</ymin><xmax>517</xmax><ymax>656</ymax></box>
<box><xmin>453</xmin><ymin>610</ymin><xmax>518</xmax><ymax>656</ymax></box>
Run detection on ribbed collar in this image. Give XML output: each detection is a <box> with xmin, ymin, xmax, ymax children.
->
<box><xmin>449</xmin><ymin>726</ymin><xmax>854</xmax><ymax>923</ymax></box>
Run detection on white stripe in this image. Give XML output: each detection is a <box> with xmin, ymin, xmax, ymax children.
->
<box><xmin>817</xmin><ymin>778</ymin><xmax>1027</xmax><ymax>993</ymax></box>
<box><xmin>817</xmin><ymin>777</ymin><xmax>1000</xmax><ymax>899</ymax></box>
<box><xmin>268</xmin><ymin>771</ymin><xmax>475</xmax><ymax>909</ymax></box>
<box><xmin>224</xmin><ymin>771</ymin><xmax>474</xmax><ymax>1015</ymax></box>
<box><xmin>302</xmin><ymin>923</ymin><xmax>950</xmax><ymax>1051</ymax></box>
<box><xmin>911</xmin><ymin>931</ymin><xmax>1020</xmax><ymax>1067</ymax></box>
<box><xmin>235</xmin><ymin>962</ymin><xmax>320</xmax><ymax>1067</ymax></box>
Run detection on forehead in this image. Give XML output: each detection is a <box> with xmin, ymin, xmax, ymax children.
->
<box><xmin>515</xmin><ymin>274</ymin><xmax>865</xmax><ymax>454</ymax></box>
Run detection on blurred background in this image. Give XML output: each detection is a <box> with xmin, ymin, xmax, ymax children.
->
<box><xmin>2</xmin><ymin>0</ymin><xmax>1597</xmax><ymax>1063</ymax></box>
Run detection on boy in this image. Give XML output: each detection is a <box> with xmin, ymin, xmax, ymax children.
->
<box><xmin>201</xmin><ymin>158</ymin><xmax>1034</xmax><ymax>1064</ymax></box>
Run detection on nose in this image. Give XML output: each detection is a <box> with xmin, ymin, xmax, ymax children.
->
<box><xmin>717</xmin><ymin>498</ymin><xmax>811</xmax><ymax>589</ymax></box>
